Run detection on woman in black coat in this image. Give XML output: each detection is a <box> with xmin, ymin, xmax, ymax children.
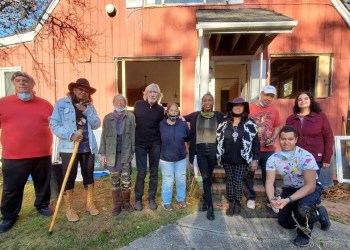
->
<box><xmin>184</xmin><ymin>92</ymin><xmax>224</xmax><ymax>220</ymax></box>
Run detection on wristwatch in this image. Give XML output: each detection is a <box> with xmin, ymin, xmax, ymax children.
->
<box><xmin>287</xmin><ymin>196</ymin><xmax>294</xmax><ymax>203</ymax></box>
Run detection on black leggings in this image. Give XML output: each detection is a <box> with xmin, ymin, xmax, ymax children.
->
<box><xmin>196</xmin><ymin>144</ymin><xmax>217</xmax><ymax>206</ymax></box>
<box><xmin>60</xmin><ymin>152</ymin><xmax>95</xmax><ymax>190</ymax></box>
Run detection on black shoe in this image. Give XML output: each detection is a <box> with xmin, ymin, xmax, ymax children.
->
<box><xmin>38</xmin><ymin>207</ymin><xmax>53</xmax><ymax>217</ymax></box>
<box><xmin>149</xmin><ymin>200</ymin><xmax>157</xmax><ymax>211</ymax></box>
<box><xmin>233</xmin><ymin>200</ymin><xmax>241</xmax><ymax>214</ymax></box>
<box><xmin>134</xmin><ymin>200</ymin><xmax>143</xmax><ymax>211</ymax></box>
<box><xmin>293</xmin><ymin>235</ymin><xmax>310</xmax><ymax>247</ymax></box>
<box><xmin>206</xmin><ymin>206</ymin><xmax>215</xmax><ymax>220</ymax></box>
<box><xmin>0</xmin><ymin>219</ymin><xmax>16</xmax><ymax>233</ymax></box>
<box><xmin>318</xmin><ymin>205</ymin><xmax>331</xmax><ymax>231</ymax></box>
<box><xmin>199</xmin><ymin>199</ymin><xmax>208</xmax><ymax>212</ymax></box>
<box><xmin>226</xmin><ymin>202</ymin><xmax>234</xmax><ymax>217</ymax></box>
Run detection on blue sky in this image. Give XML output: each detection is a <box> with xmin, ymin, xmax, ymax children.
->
<box><xmin>0</xmin><ymin>0</ymin><xmax>52</xmax><ymax>38</ymax></box>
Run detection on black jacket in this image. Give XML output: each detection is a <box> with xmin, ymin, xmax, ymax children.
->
<box><xmin>184</xmin><ymin>111</ymin><xmax>224</xmax><ymax>164</ymax></box>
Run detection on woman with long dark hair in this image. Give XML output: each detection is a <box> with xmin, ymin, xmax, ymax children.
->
<box><xmin>50</xmin><ymin>78</ymin><xmax>101</xmax><ymax>222</ymax></box>
<box><xmin>286</xmin><ymin>91</ymin><xmax>334</xmax><ymax>179</ymax></box>
<box><xmin>217</xmin><ymin>97</ymin><xmax>259</xmax><ymax>216</ymax></box>
<box><xmin>184</xmin><ymin>92</ymin><xmax>224</xmax><ymax>220</ymax></box>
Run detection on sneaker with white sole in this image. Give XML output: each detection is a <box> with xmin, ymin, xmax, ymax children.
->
<box><xmin>247</xmin><ymin>200</ymin><xmax>255</xmax><ymax>209</ymax></box>
<box><xmin>266</xmin><ymin>202</ymin><xmax>279</xmax><ymax>214</ymax></box>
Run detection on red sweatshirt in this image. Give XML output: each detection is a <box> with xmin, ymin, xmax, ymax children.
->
<box><xmin>0</xmin><ymin>95</ymin><xmax>53</xmax><ymax>159</ymax></box>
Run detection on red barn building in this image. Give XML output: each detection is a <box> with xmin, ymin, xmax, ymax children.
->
<box><xmin>0</xmin><ymin>0</ymin><xmax>349</xmax><ymax>138</ymax></box>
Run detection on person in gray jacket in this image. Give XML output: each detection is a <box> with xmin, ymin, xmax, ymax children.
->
<box><xmin>99</xmin><ymin>94</ymin><xmax>135</xmax><ymax>216</ymax></box>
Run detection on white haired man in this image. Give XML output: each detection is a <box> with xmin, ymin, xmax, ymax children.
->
<box><xmin>133</xmin><ymin>83</ymin><xmax>164</xmax><ymax>211</ymax></box>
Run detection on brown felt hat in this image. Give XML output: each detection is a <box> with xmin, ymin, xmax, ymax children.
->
<box><xmin>68</xmin><ymin>78</ymin><xmax>96</xmax><ymax>94</ymax></box>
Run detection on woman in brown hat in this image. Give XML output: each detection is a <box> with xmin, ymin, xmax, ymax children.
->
<box><xmin>216</xmin><ymin>97</ymin><xmax>259</xmax><ymax>216</ymax></box>
<box><xmin>50</xmin><ymin>78</ymin><xmax>101</xmax><ymax>222</ymax></box>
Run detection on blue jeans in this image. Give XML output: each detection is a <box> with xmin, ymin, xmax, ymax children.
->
<box><xmin>160</xmin><ymin>158</ymin><xmax>187</xmax><ymax>205</ymax></box>
<box><xmin>134</xmin><ymin>143</ymin><xmax>161</xmax><ymax>201</ymax></box>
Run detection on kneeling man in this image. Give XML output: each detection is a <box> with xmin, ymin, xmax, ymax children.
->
<box><xmin>265</xmin><ymin>125</ymin><xmax>330</xmax><ymax>247</ymax></box>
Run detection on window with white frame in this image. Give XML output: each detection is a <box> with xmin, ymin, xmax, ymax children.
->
<box><xmin>126</xmin><ymin>0</ymin><xmax>243</xmax><ymax>8</ymax></box>
<box><xmin>270</xmin><ymin>54</ymin><xmax>332</xmax><ymax>99</ymax></box>
<box><xmin>0</xmin><ymin>67</ymin><xmax>20</xmax><ymax>97</ymax></box>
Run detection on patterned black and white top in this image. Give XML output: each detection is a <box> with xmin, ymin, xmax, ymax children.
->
<box><xmin>216</xmin><ymin>117</ymin><xmax>259</xmax><ymax>164</ymax></box>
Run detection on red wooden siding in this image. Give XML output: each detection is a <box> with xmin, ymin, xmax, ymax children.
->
<box><xmin>0</xmin><ymin>0</ymin><xmax>349</xmax><ymax>136</ymax></box>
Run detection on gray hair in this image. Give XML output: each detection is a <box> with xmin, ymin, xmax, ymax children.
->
<box><xmin>113</xmin><ymin>94</ymin><xmax>128</xmax><ymax>106</ymax></box>
<box><xmin>143</xmin><ymin>83</ymin><xmax>163</xmax><ymax>102</ymax></box>
<box><xmin>11</xmin><ymin>71</ymin><xmax>34</xmax><ymax>84</ymax></box>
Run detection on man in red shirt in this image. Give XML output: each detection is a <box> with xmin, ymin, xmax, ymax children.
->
<box><xmin>243</xmin><ymin>85</ymin><xmax>281</xmax><ymax>213</ymax></box>
<box><xmin>0</xmin><ymin>72</ymin><xmax>53</xmax><ymax>233</ymax></box>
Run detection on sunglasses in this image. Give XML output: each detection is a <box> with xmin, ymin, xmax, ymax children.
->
<box><xmin>76</xmin><ymin>87</ymin><xmax>90</xmax><ymax>94</ymax></box>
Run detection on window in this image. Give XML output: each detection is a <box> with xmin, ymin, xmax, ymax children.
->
<box><xmin>0</xmin><ymin>67</ymin><xmax>20</xmax><ymax>97</ymax></box>
<box><xmin>270</xmin><ymin>54</ymin><xmax>332</xmax><ymax>99</ymax></box>
<box><xmin>115</xmin><ymin>58</ymin><xmax>181</xmax><ymax>109</ymax></box>
<box><xmin>126</xmin><ymin>0</ymin><xmax>242</xmax><ymax>8</ymax></box>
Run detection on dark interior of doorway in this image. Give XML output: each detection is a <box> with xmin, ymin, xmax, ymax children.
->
<box><xmin>116</xmin><ymin>59</ymin><xmax>180</xmax><ymax>107</ymax></box>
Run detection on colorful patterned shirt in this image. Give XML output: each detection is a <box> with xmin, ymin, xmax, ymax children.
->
<box><xmin>266</xmin><ymin>146</ymin><xmax>319</xmax><ymax>188</ymax></box>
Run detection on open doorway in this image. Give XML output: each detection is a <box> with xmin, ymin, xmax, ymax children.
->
<box><xmin>214</xmin><ymin>63</ymin><xmax>248</xmax><ymax>112</ymax></box>
<box><xmin>115</xmin><ymin>58</ymin><xmax>181</xmax><ymax>109</ymax></box>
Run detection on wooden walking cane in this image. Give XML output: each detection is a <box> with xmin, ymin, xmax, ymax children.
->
<box><xmin>49</xmin><ymin>129</ymin><xmax>83</xmax><ymax>234</ymax></box>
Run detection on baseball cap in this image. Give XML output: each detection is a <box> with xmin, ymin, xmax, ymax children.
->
<box><xmin>261</xmin><ymin>85</ymin><xmax>277</xmax><ymax>95</ymax></box>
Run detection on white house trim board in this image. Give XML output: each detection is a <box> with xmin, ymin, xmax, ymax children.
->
<box><xmin>196</xmin><ymin>21</ymin><xmax>298</xmax><ymax>34</ymax></box>
<box><xmin>331</xmin><ymin>0</ymin><xmax>350</xmax><ymax>28</ymax></box>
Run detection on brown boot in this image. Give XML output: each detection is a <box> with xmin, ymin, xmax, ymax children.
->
<box><xmin>122</xmin><ymin>191</ymin><xmax>134</xmax><ymax>213</ymax></box>
<box><xmin>112</xmin><ymin>188</ymin><xmax>122</xmax><ymax>216</ymax></box>
<box><xmin>63</xmin><ymin>189</ymin><xmax>79</xmax><ymax>222</ymax></box>
<box><xmin>86</xmin><ymin>184</ymin><xmax>99</xmax><ymax>216</ymax></box>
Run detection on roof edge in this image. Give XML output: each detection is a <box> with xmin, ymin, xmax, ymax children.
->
<box><xmin>331</xmin><ymin>0</ymin><xmax>350</xmax><ymax>28</ymax></box>
<box><xmin>196</xmin><ymin>21</ymin><xmax>298</xmax><ymax>34</ymax></box>
<box><xmin>0</xmin><ymin>0</ymin><xmax>60</xmax><ymax>47</ymax></box>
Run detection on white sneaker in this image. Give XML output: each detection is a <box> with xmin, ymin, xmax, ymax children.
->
<box><xmin>247</xmin><ymin>200</ymin><xmax>256</xmax><ymax>209</ymax></box>
<box><xmin>266</xmin><ymin>202</ymin><xmax>279</xmax><ymax>214</ymax></box>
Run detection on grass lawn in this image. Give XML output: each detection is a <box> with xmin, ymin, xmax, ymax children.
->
<box><xmin>0</xmin><ymin>169</ymin><xmax>201</xmax><ymax>249</ymax></box>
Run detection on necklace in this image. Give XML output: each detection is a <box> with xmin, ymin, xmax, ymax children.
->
<box><xmin>232</xmin><ymin>126</ymin><xmax>238</xmax><ymax>142</ymax></box>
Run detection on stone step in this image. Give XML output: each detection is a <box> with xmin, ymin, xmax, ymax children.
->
<box><xmin>198</xmin><ymin>179</ymin><xmax>283</xmax><ymax>197</ymax></box>
<box><xmin>211</xmin><ymin>182</ymin><xmax>267</xmax><ymax>196</ymax></box>
<box><xmin>212</xmin><ymin>168</ymin><xmax>283</xmax><ymax>180</ymax></box>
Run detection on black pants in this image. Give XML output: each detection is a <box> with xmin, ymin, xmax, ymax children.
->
<box><xmin>60</xmin><ymin>152</ymin><xmax>95</xmax><ymax>190</ymax></box>
<box><xmin>1</xmin><ymin>156</ymin><xmax>51</xmax><ymax>220</ymax></box>
<box><xmin>243</xmin><ymin>151</ymin><xmax>274</xmax><ymax>200</ymax></box>
<box><xmin>278</xmin><ymin>184</ymin><xmax>323</xmax><ymax>238</ymax></box>
<box><xmin>134</xmin><ymin>143</ymin><xmax>161</xmax><ymax>201</ymax></box>
<box><xmin>196</xmin><ymin>143</ymin><xmax>217</xmax><ymax>206</ymax></box>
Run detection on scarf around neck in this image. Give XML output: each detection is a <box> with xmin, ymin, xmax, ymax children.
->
<box><xmin>200</xmin><ymin>111</ymin><xmax>214</xmax><ymax>119</ymax></box>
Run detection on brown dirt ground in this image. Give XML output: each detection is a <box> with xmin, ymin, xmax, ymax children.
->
<box><xmin>321</xmin><ymin>182</ymin><xmax>350</xmax><ymax>225</ymax></box>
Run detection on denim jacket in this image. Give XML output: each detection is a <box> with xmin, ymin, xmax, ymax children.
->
<box><xmin>50</xmin><ymin>97</ymin><xmax>101</xmax><ymax>154</ymax></box>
